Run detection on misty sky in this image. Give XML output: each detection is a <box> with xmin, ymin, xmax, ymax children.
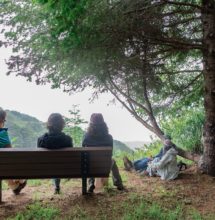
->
<box><xmin>0</xmin><ymin>46</ymin><xmax>154</xmax><ymax>142</ymax></box>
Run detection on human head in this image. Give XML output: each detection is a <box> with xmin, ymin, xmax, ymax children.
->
<box><xmin>0</xmin><ymin>108</ymin><xmax>7</xmax><ymax>127</ymax></box>
<box><xmin>90</xmin><ymin>113</ymin><xmax>105</xmax><ymax>125</ymax></box>
<box><xmin>47</xmin><ymin>113</ymin><xmax>65</xmax><ymax>133</ymax></box>
<box><xmin>163</xmin><ymin>135</ymin><xmax>174</xmax><ymax>155</ymax></box>
<box><xmin>87</xmin><ymin>113</ymin><xmax>108</xmax><ymax>136</ymax></box>
<box><xmin>163</xmin><ymin>134</ymin><xmax>172</xmax><ymax>145</ymax></box>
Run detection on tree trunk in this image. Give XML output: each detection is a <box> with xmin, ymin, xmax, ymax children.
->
<box><xmin>175</xmin><ymin>147</ymin><xmax>200</xmax><ymax>163</ymax></box>
<box><xmin>201</xmin><ymin>0</ymin><xmax>215</xmax><ymax>176</ymax></box>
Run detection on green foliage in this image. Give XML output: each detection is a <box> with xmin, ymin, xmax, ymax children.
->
<box><xmin>2</xmin><ymin>181</ymin><xmax>9</xmax><ymax>190</ymax></box>
<box><xmin>64</xmin><ymin>125</ymin><xmax>84</xmax><ymax>147</ymax></box>
<box><xmin>0</xmin><ymin>0</ymin><xmax>203</xmax><ymax>124</ymax></box>
<box><xmin>122</xmin><ymin>200</ymin><xmax>183</xmax><ymax>220</ymax></box>
<box><xmin>125</xmin><ymin>140</ymin><xmax>161</xmax><ymax>160</ymax></box>
<box><xmin>27</xmin><ymin>179</ymin><xmax>45</xmax><ymax>187</ymax></box>
<box><xmin>0</xmin><ymin>1</ymin><xmax>209</xmax><ymax>164</ymax></box>
<box><xmin>8</xmin><ymin>202</ymin><xmax>59</xmax><ymax>220</ymax></box>
<box><xmin>161</xmin><ymin>106</ymin><xmax>204</xmax><ymax>153</ymax></box>
<box><xmin>63</xmin><ymin>105</ymin><xmax>87</xmax><ymax>147</ymax></box>
<box><xmin>65</xmin><ymin>205</ymin><xmax>88</xmax><ymax>219</ymax></box>
<box><xmin>122</xmin><ymin>197</ymin><xmax>207</xmax><ymax>220</ymax></box>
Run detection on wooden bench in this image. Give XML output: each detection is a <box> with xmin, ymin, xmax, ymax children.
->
<box><xmin>0</xmin><ymin>147</ymin><xmax>112</xmax><ymax>202</ymax></box>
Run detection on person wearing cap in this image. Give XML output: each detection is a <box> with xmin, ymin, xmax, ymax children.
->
<box><xmin>37</xmin><ymin>113</ymin><xmax>73</xmax><ymax>194</ymax></box>
<box><xmin>146</xmin><ymin>138</ymin><xmax>179</xmax><ymax>180</ymax></box>
<box><xmin>82</xmin><ymin>113</ymin><xmax>124</xmax><ymax>193</ymax></box>
<box><xmin>0</xmin><ymin>108</ymin><xmax>27</xmax><ymax>195</ymax></box>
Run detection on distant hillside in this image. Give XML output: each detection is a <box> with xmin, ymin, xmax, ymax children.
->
<box><xmin>5</xmin><ymin>110</ymin><xmax>46</xmax><ymax>148</ymax></box>
<box><xmin>113</xmin><ymin>140</ymin><xmax>134</xmax><ymax>154</ymax></box>
<box><xmin>124</xmin><ymin>141</ymin><xmax>151</xmax><ymax>151</ymax></box>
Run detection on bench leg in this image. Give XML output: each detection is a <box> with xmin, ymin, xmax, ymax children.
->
<box><xmin>0</xmin><ymin>180</ymin><xmax>2</xmax><ymax>203</ymax></box>
<box><xmin>82</xmin><ymin>177</ymin><xmax>87</xmax><ymax>195</ymax></box>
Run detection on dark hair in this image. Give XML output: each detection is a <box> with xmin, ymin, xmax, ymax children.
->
<box><xmin>87</xmin><ymin>113</ymin><xmax>109</xmax><ymax>136</ymax></box>
<box><xmin>0</xmin><ymin>108</ymin><xmax>6</xmax><ymax>123</ymax></box>
<box><xmin>47</xmin><ymin>113</ymin><xmax>65</xmax><ymax>133</ymax></box>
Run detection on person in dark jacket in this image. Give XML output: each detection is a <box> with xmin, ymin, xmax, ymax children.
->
<box><xmin>82</xmin><ymin>113</ymin><xmax>124</xmax><ymax>193</ymax></box>
<box><xmin>37</xmin><ymin>113</ymin><xmax>73</xmax><ymax>194</ymax></box>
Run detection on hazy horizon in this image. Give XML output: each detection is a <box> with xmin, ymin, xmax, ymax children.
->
<box><xmin>0</xmin><ymin>46</ymin><xmax>155</xmax><ymax>143</ymax></box>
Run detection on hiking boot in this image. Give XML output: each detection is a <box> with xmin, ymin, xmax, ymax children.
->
<box><xmin>13</xmin><ymin>180</ymin><xmax>27</xmax><ymax>195</ymax></box>
<box><xmin>117</xmin><ymin>185</ymin><xmax>125</xmax><ymax>191</ymax></box>
<box><xmin>88</xmin><ymin>185</ymin><xmax>95</xmax><ymax>193</ymax></box>
<box><xmin>54</xmin><ymin>189</ymin><xmax>60</xmax><ymax>194</ymax></box>
<box><xmin>54</xmin><ymin>188</ymin><xmax>60</xmax><ymax>194</ymax></box>
<box><xmin>123</xmin><ymin>156</ymin><xmax>134</xmax><ymax>171</ymax></box>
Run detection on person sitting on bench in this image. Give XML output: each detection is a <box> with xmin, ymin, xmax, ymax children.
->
<box><xmin>0</xmin><ymin>108</ymin><xmax>27</xmax><ymax>195</ymax></box>
<box><xmin>37</xmin><ymin>113</ymin><xmax>73</xmax><ymax>194</ymax></box>
<box><xmin>82</xmin><ymin>113</ymin><xmax>124</xmax><ymax>193</ymax></box>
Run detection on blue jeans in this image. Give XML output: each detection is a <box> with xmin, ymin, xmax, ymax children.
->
<box><xmin>133</xmin><ymin>158</ymin><xmax>151</xmax><ymax>171</ymax></box>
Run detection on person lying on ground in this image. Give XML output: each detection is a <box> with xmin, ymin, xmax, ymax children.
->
<box><xmin>146</xmin><ymin>139</ymin><xmax>179</xmax><ymax>180</ymax></box>
<box><xmin>123</xmin><ymin>135</ymin><xmax>172</xmax><ymax>172</ymax></box>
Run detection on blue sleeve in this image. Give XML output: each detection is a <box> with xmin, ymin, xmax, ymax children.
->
<box><xmin>0</xmin><ymin>129</ymin><xmax>11</xmax><ymax>148</ymax></box>
<box><xmin>154</xmin><ymin>148</ymin><xmax>163</xmax><ymax>158</ymax></box>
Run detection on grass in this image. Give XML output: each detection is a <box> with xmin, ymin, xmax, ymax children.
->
<box><xmin>27</xmin><ymin>179</ymin><xmax>47</xmax><ymax>187</ymax></box>
<box><xmin>120</xmin><ymin>198</ymin><xmax>204</xmax><ymax>220</ymax></box>
<box><xmin>1</xmin><ymin>148</ymin><xmax>214</xmax><ymax>220</ymax></box>
<box><xmin>7</xmin><ymin>202</ymin><xmax>59</xmax><ymax>220</ymax></box>
<box><xmin>2</xmin><ymin>176</ymin><xmax>214</xmax><ymax>220</ymax></box>
<box><xmin>64</xmin><ymin>205</ymin><xmax>89</xmax><ymax>220</ymax></box>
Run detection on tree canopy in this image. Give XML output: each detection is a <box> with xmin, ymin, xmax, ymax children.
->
<box><xmin>1</xmin><ymin>0</ymin><xmax>215</xmax><ymax>175</ymax></box>
<box><xmin>0</xmin><ymin>0</ymin><xmax>203</xmax><ymax>135</ymax></box>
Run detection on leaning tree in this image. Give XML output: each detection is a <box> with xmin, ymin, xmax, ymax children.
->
<box><xmin>0</xmin><ymin>0</ymin><xmax>214</xmax><ymax>175</ymax></box>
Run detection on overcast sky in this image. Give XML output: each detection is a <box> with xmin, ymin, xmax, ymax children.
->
<box><xmin>0</xmin><ymin>46</ymin><xmax>154</xmax><ymax>142</ymax></box>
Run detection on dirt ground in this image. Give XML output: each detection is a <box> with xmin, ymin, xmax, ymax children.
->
<box><xmin>0</xmin><ymin>166</ymin><xmax>215</xmax><ymax>219</ymax></box>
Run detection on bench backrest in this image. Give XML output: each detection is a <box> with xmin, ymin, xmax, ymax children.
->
<box><xmin>0</xmin><ymin>147</ymin><xmax>112</xmax><ymax>179</ymax></box>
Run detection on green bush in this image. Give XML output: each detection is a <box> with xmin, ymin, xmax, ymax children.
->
<box><xmin>161</xmin><ymin>108</ymin><xmax>204</xmax><ymax>153</ymax></box>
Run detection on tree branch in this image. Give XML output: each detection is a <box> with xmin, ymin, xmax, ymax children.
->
<box><xmin>107</xmin><ymin>73</ymin><xmax>151</xmax><ymax>115</ymax></box>
<box><xmin>163</xmin><ymin>0</ymin><xmax>202</xmax><ymax>10</ymax></box>
<box><xmin>105</xmin><ymin>84</ymin><xmax>157</xmax><ymax>134</ymax></box>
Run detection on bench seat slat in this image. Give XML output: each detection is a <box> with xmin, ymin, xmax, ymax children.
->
<box><xmin>0</xmin><ymin>156</ymin><xmax>112</xmax><ymax>164</ymax></box>
<box><xmin>0</xmin><ymin>167</ymin><xmax>111</xmax><ymax>177</ymax></box>
<box><xmin>0</xmin><ymin>164</ymin><xmax>111</xmax><ymax>171</ymax></box>
<box><xmin>0</xmin><ymin>173</ymin><xmax>110</xmax><ymax>179</ymax></box>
